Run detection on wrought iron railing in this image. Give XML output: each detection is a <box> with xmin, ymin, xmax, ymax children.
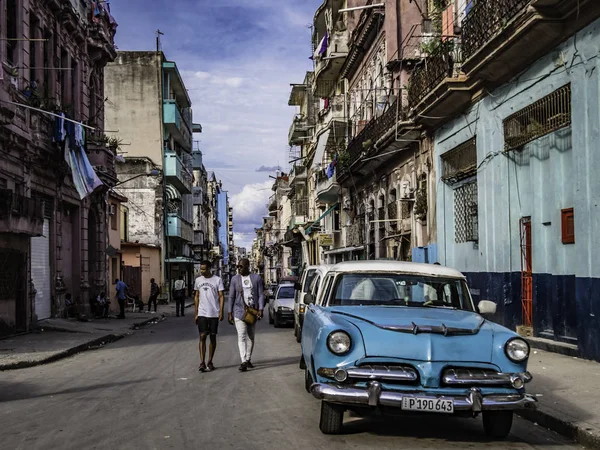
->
<box><xmin>462</xmin><ymin>0</ymin><xmax>530</xmax><ymax>61</ymax></box>
<box><xmin>388</xmin><ymin>202</ymin><xmax>398</xmax><ymax>221</ymax></box>
<box><xmin>408</xmin><ymin>41</ymin><xmax>460</xmax><ymax>108</ymax></box>
<box><xmin>0</xmin><ymin>190</ymin><xmax>44</xmax><ymax>220</ymax></box>
<box><xmin>339</xmin><ymin>99</ymin><xmax>401</xmax><ymax>177</ymax></box>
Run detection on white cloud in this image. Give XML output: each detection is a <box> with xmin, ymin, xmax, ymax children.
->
<box><xmin>230</xmin><ymin>181</ymin><xmax>273</xmax><ymax>248</ymax></box>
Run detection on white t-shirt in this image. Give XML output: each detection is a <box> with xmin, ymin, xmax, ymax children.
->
<box><xmin>194</xmin><ymin>275</ymin><xmax>224</xmax><ymax>318</ymax></box>
<box><xmin>241</xmin><ymin>275</ymin><xmax>254</xmax><ymax>306</ymax></box>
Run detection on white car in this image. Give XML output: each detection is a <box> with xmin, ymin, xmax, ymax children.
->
<box><xmin>293</xmin><ymin>265</ymin><xmax>333</xmax><ymax>343</ymax></box>
<box><xmin>268</xmin><ymin>284</ymin><xmax>296</xmax><ymax>328</ymax></box>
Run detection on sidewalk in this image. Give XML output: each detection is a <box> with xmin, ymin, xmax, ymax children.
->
<box><xmin>0</xmin><ymin>300</ymin><xmax>194</xmax><ymax>371</ymax></box>
<box><xmin>518</xmin><ymin>349</ymin><xmax>600</xmax><ymax>449</ymax></box>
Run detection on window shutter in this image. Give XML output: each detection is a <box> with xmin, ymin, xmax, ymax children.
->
<box><xmin>561</xmin><ymin>208</ymin><xmax>575</xmax><ymax>244</ymax></box>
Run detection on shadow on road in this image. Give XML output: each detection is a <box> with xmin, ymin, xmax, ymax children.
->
<box><xmin>212</xmin><ymin>355</ymin><xmax>300</xmax><ymax>371</ymax></box>
<box><xmin>0</xmin><ymin>379</ymin><xmax>151</xmax><ymax>402</ymax></box>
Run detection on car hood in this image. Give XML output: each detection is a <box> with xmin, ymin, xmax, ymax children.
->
<box><xmin>276</xmin><ymin>297</ymin><xmax>294</xmax><ymax>309</ymax></box>
<box><xmin>329</xmin><ymin>306</ymin><xmax>494</xmax><ymax>363</ymax></box>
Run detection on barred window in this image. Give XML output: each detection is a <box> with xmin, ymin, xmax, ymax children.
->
<box><xmin>503</xmin><ymin>84</ymin><xmax>571</xmax><ymax>152</ymax></box>
<box><xmin>441</xmin><ymin>137</ymin><xmax>477</xmax><ymax>184</ymax></box>
<box><xmin>454</xmin><ymin>181</ymin><xmax>478</xmax><ymax>243</ymax></box>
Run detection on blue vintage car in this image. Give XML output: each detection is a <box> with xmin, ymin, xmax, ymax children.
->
<box><xmin>300</xmin><ymin>261</ymin><xmax>536</xmax><ymax>437</ymax></box>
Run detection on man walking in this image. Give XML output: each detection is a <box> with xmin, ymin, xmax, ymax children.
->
<box><xmin>194</xmin><ymin>261</ymin><xmax>225</xmax><ymax>372</ymax></box>
<box><xmin>228</xmin><ymin>258</ymin><xmax>264</xmax><ymax>372</ymax></box>
<box><xmin>173</xmin><ymin>275</ymin><xmax>187</xmax><ymax>317</ymax></box>
<box><xmin>115</xmin><ymin>278</ymin><xmax>128</xmax><ymax>319</ymax></box>
<box><xmin>148</xmin><ymin>278</ymin><xmax>159</xmax><ymax>313</ymax></box>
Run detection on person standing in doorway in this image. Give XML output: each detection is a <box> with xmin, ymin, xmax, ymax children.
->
<box><xmin>194</xmin><ymin>261</ymin><xmax>225</xmax><ymax>372</ymax></box>
<box><xmin>115</xmin><ymin>278</ymin><xmax>128</xmax><ymax>319</ymax></box>
<box><xmin>173</xmin><ymin>275</ymin><xmax>187</xmax><ymax>317</ymax></box>
<box><xmin>228</xmin><ymin>258</ymin><xmax>264</xmax><ymax>372</ymax></box>
<box><xmin>148</xmin><ymin>278</ymin><xmax>159</xmax><ymax>313</ymax></box>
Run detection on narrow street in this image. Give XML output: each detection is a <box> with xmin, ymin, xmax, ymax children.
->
<box><xmin>0</xmin><ymin>318</ymin><xmax>582</xmax><ymax>450</ymax></box>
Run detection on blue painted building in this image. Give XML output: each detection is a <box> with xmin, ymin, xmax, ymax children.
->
<box><xmin>432</xmin><ymin>18</ymin><xmax>600</xmax><ymax>361</ymax></box>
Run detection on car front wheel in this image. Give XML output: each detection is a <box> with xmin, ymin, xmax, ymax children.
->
<box><xmin>268</xmin><ymin>309</ymin><xmax>274</xmax><ymax>325</ymax></box>
<box><xmin>295</xmin><ymin>324</ymin><xmax>302</xmax><ymax>343</ymax></box>
<box><xmin>482</xmin><ymin>411</ymin><xmax>513</xmax><ymax>439</ymax></box>
<box><xmin>319</xmin><ymin>401</ymin><xmax>344</xmax><ymax>434</ymax></box>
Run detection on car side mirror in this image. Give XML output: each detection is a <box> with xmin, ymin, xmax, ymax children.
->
<box><xmin>478</xmin><ymin>300</ymin><xmax>497</xmax><ymax>315</ymax></box>
<box><xmin>294</xmin><ymin>282</ymin><xmax>302</xmax><ymax>290</ymax></box>
<box><xmin>304</xmin><ymin>293</ymin><xmax>315</xmax><ymax>305</ymax></box>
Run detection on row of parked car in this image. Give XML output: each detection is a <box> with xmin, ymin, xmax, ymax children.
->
<box><xmin>274</xmin><ymin>260</ymin><xmax>537</xmax><ymax>438</ymax></box>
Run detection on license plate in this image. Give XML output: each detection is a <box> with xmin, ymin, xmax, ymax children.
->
<box><xmin>401</xmin><ymin>397</ymin><xmax>454</xmax><ymax>414</ymax></box>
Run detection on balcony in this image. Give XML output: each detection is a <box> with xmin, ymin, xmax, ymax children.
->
<box><xmin>86</xmin><ymin>5</ymin><xmax>117</xmax><ymax>63</ymax></box>
<box><xmin>0</xmin><ymin>190</ymin><xmax>44</xmax><ymax>236</ymax></box>
<box><xmin>316</xmin><ymin>171</ymin><xmax>340</xmax><ymax>204</ymax></box>
<box><xmin>166</xmin><ymin>214</ymin><xmax>193</xmax><ymax>242</ymax></box>
<box><xmin>289</xmin><ymin>164</ymin><xmax>308</xmax><ymax>186</ymax></box>
<box><xmin>163</xmin><ymin>99</ymin><xmax>192</xmax><ymax>150</ymax></box>
<box><xmin>378</xmin><ymin>207</ymin><xmax>385</xmax><ymax>229</ymax></box>
<box><xmin>288</xmin><ymin>114</ymin><xmax>311</xmax><ymax>146</ymax></box>
<box><xmin>164</xmin><ymin>153</ymin><xmax>192</xmax><ymax>194</ymax></box>
<box><xmin>388</xmin><ymin>202</ymin><xmax>398</xmax><ymax>228</ymax></box>
<box><xmin>407</xmin><ymin>40</ymin><xmax>475</xmax><ymax>126</ymax></box>
<box><xmin>313</xmin><ymin>29</ymin><xmax>349</xmax><ymax>97</ymax></box>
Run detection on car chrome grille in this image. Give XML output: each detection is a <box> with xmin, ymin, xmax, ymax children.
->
<box><xmin>349</xmin><ymin>364</ymin><xmax>419</xmax><ymax>383</ymax></box>
<box><xmin>442</xmin><ymin>367</ymin><xmax>511</xmax><ymax>386</ymax></box>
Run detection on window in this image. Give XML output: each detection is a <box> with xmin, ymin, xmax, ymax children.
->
<box><xmin>441</xmin><ymin>137</ymin><xmax>477</xmax><ymax>184</ymax></box>
<box><xmin>60</xmin><ymin>50</ymin><xmax>70</xmax><ymax>107</ymax></box>
<box><xmin>561</xmin><ymin>208</ymin><xmax>574</xmax><ymax>244</ymax></box>
<box><xmin>43</xmin><ymin>29</ymin><xmax>52</xmax><ymax>95</ymax></box>
<box><xmin>6</xmin><ymin>0</ymin><xmax>18</xmax><ymax>65</ymax></box>
<box><xmin>120</xmin><ymin>206</ymin><xmax>129</xmax><ymax>242</ymax></box>
<box><xmin>333</xmin><ymin>205</ymin><xmax>341</xmax><ymax>232</ymax></box>
<box><xmin>110</xmin><ymin>203</ymin><xmax>118</xmax><ymax>230</ymax></box>
<box><xmin>504</xmin><ymin>84</ymin><xmax>571</xmax><ymax>152</ymax></box>
<box><xmin>454</xmin><ymin>180</ymin><xmax>478</xmax><ymax>243</ymax></box>
<box><xmin>29</xmin><ymin>15</ymin><xmax>40</xmax><ymax>84</ymax></box>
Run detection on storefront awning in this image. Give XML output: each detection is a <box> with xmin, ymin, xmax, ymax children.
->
<box><xmin>305</xmin><ymin>202</ymin><xmax>338</xmax><ymax>234</ymax></box>
<box><xmin>311</xmin><ymin>129</ymin><xmax>331</xmax><ymax>170</ymax></box>
<box><xmin>324</xmin><ymin>245</ymin><xmax>365</xmax><ymax>255</ymax></box>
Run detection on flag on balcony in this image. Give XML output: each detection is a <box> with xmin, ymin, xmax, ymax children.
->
<box><xmin>310</xmin><ymin>32</ymin><xmax>328</xmax><ymax>60</ymax></box>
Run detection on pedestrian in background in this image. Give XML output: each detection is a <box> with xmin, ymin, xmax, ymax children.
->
<box><xmin>115</xmin><ymin>278</ymin><xmax>128</xmax><ymax>319</ymax></box>
<box><xmin>228</xmin><ymin>258</ymin><xmax>264</xmax><ymax>372</ymax></box>
<box><xmin>148</xmin><ymin>278</ymin><xmax>159</xmax><ymax>313</ymax></box>
<box><xmin>194</xmin><ymin>261</ymin><xmax>225</xmax><ymax>372</ymax></box>
<box><xmin>173</xmin><ymin>275</ymin><xmax>187</xmax><ymax>317</ymax></box>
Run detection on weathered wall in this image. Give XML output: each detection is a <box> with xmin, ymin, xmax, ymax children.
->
<box><xmin>105</xmin><ymin>52</ymin><xmax>163</xmax><ymax>167</ymax></box>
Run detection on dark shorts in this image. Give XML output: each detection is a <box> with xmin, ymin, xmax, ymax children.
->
<box><xmin>197</xmin><ymin>317</ymin><xmax>219</xmax><ymax>335</ymax></box>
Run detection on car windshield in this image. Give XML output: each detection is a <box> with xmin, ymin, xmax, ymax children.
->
<box><xmin>277</xmin><ymin>285</ymin><xmax>295</xmax><ymax>299</ymax></box>
<box><xmin>303</xmin><ymin>270</ymin><xmax>317</xmax><ymax>293</ymax></box>
<box><xmin>328</xmin><ymin>273</ymin><xmax>474</xmax><ymax>311</ymax></box>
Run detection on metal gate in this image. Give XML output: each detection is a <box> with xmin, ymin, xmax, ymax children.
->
<box><xmin>520</xmin><ymin>217</ymin><xmax>533</xmax><ymax>328</ymax></box>
<box><xmin>32</xmin><ymin>219</ymin><xmax>51</xmax><ymax>319</ymax></box>
<box><xmin>123</xmin><ymin>266</ymin><xmax>141</xmax><ymax>298</ymax></box>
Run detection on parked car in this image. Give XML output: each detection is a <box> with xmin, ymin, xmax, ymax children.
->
<box><xmin>293</xmin><ymin>265</ymin><xmax>333</xmax><ymax>343</ymax></box>
<box><xmin>268</xmin><ymin>283</ymin><xmax>296</xmax><ymax>327</ymax></box>
<box><xmin>300</xmin><ymin>260</ymin><xmax>536</xmax><ymax>437</ymax></box>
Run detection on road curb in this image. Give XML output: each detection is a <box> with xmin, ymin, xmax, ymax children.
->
<box><xmin>517</xmin><ymin>408</ymin><xmax>600</xmax><ymax>449</ymax></box>
<box><xmin>0</xmin><ymin>315</ymin><xmax>166</xmax><ymax>371</ymax></box>
<box><xmin>0</xmin><ymin>334</ymin><xmax>125</xmax><ymax>371</ymax></box>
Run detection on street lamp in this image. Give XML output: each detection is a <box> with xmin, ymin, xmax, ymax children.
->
<box><xmin>114</xmin><ymin>169</ymin><xmax>161</xmax><ymax>187</ymax></box>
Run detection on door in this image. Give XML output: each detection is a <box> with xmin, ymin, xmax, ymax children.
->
<box><xmin>122</xmin><ymin>266</ymin><xmax>141</xmax><ymax>298</ymax></box>
<box><xmin>31</xmin><ymin>219</ymin><xmax>51</xmax><ymax>319</ymax></box>
<box><xmin>520</xmin><ymin>217</ymin><xmax>533</xmax><ymax>328</ymax></box>
<box><xmin>0</xmin><ymin>249</ymin><xmax>27</xmax><ymax>334</ymax></box>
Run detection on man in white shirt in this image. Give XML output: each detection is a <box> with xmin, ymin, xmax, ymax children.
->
<box><xmin>173</xmin><ymin>275</ymin><xmax>187</xmax><ymax>317</ymax></box>
<box><xmin>194</xmin><ymin>260</ymin><xmax>225</xmax><ymax>372</ymax></box>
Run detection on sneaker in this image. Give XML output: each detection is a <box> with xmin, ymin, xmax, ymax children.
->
<box><xmin>199</xmin><ymin>362</ymin><xmax>207</xmax><ymax>372</ymax></box>
<box><xmin>207</xmin><ymin>362</ymin><xmax>215</xmax><ymax>371</ymax></box>
<box><xmin>246</xmin><ymin>361</ymin><xmax>254</xmax><ymax>369</ymax></box>
<box><xmin>239</xmin><ymin>362</ymin><xmax>248</xmax><ymax>372</ymax></box>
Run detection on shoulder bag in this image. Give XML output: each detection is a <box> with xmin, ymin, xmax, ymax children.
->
<box><xmin>240</xmin><ymin>275</ymin><xmax>258</xmax><ymax>325</ymax></box>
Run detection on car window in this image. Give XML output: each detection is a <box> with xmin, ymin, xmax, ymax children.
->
<box><xmin>310</xmin><ymin>275</ymin><xmax>321</xmax><ymax>297</ymax></box>
<box><xmin>328</xmin><ymin>273</ymin><xmax>474</xmax><ymax>311</ymax></box>
<box><xmin>303</xmin><ymin>269</ymin><xmax>317</xmax><ymax>293</ymax></box>
<box><xmin>320</xmin><ymin>274</ymin><xmax>336</xmax><ymax>306</ymax></box>
<box><xmin>277</xmin><ymin>285</ymin><xmax>295</xmax><ymax>299</ymax></box>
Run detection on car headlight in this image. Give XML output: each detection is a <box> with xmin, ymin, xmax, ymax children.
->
<box><xmin>505</xmin><ymin>337</ymin><xmax>530</xmax><ymax>362</ymax></box>
<box><xmin>327</xmin><ymin>331</ymin><xmax>351</xmax><ymax>355</ymax></box>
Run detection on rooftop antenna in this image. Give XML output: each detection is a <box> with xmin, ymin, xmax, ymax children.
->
<box><xmin>156</xmin><ymin>29</ymin><xmax>164</xmax><ymax>53</ymax></box>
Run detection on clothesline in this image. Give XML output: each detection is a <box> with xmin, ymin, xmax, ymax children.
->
<box><xmin>0</xmin><ymin>99</ymin><xmax>98</xmax><ymax>130</ymax></box>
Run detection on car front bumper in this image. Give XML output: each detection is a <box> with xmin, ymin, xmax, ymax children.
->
<box><xmin>311</xmin><ymin>382</ymin><xmax>537</xmax><ymax>412</ymax></box>
<box><xmin>276</xmin><ymin>310</ymin><xmax>294</xmax><ymax>323</ymax></box>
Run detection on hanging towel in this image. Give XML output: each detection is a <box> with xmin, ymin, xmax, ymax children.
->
<box><xmin>74</xmin><ymin>123</ymin><xmax>84</xmax><ymax>147</ymax></box>
<box><xmin>318</xmin><ymin>31</ymin><xmax>329</xmax><ymax>56</ymax></box>
<box><xmin>326</xmin><ymin>162</ymin><xmax>335</xmax><ymax>179</ymax></box>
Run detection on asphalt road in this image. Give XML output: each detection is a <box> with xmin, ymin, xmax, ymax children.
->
<box><xmin>0</xmin><ymin>316</ymin><xmax>585</xmax><ymax>450</ymax></box>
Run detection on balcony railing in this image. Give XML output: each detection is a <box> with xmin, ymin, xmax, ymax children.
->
<box><xmin>378</xmin><ymin>207</ymin><xmax>385</xmax><ymax>228</ymax></box>
<box><xmin>288</xmin><ymin>114</ymin><xmax>310</xmax><ymax>146</ymax></box>
<box><xmin>339</xmin><ymin>99</ymin><xmax>401</xmax><ymax>176</ymax></box>
<box><xmin>165</xmin><ymin>153</ymin><xmax>192</xmax><ymax>194</ymax></box>
<box><xmin>388</xmin><ymin>202</ymin><xmax>398</xmax><ymax>221</ymax></box>
<box><xmin>167</xmin><ymin>213</ymin><xmax>193</xmax><ymax>242</ymax></box>
<box><xmin>462</xmin><ymin>0</ymin><xmax>530</xmax><ymax>62</ymax></box>
<box><xmin>163</xmin><ymin>99</ymin><xmax>192</xmax><ymax>150</ymax></box>
<box><xmin>408</xmin><ymin>41</ymin><xmax>462</xmax><ymax>108</ymax></box>
<box><xmin>0</xmin><ymin>189</ymin><xmax>44</xmax><ymax>236</ymax></box>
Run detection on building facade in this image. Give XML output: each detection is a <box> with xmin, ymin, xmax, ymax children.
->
<box><xmin>407</xmin><ymin>0</ymin><xmax>600</xmax><ymax>360</ymax></box>
<box><xmin>0</xmin><ymin>0</ymin><xmax>118</xmax><ymax>334</ymax></box>
<box><xmin>104</xmin><ymin>51</ymin><xmax>201</xmax><ymax>300</ymax></box>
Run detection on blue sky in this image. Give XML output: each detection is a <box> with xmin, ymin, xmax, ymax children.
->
<box><xmin>110</xmin><ymin>0</ymin><xmax>322</xmax><ymax>249</ymax></box>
